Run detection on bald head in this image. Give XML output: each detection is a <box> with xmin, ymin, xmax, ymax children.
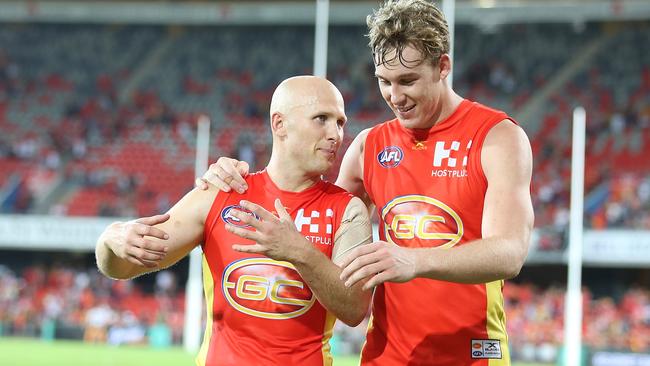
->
<box><xmin>269</xmin><ymin>75</ymin><xmax>343</xmax><ymax>118</ymax></box>
<box><xmin>265</xmin><ymin>75</ymin><xmax>347</xmax><ymax>183</ymax></box>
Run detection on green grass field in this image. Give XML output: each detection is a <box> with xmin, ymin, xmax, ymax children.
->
<box><xmin>0</xmin><ymin>337</ymin><xmax>552</xmax><ymax>366</ymax></box>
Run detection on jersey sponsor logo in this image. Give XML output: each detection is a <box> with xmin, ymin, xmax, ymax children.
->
<box><xmin>294</xmin><ymin>208</ymin><xmax>334</xmax><ymax>234</ymax></box>
<box><xmin>471</xmin><ymin>339</ymin><xmax>502</xmax><ymax>359</ymax></box>
<box><xmin>432</xmin><ymin>140</ymin><xmax>471</xmax><ymax>178</ymax></box>
<box><xmin>222</xmin><ymin>258</ymin><xmax>315</xmax><ymax>320</ymax></box>
<box><xmin>377</xmin><ymin>146</ymin><xmax>403</xmax><ymax>168</ymax></box>
<box><xmin>381</xmin><ymin>195</ymin><xmax>463</xmax><ymax>249</ymax></box>
<box><xmin>221</xmin><ymin>205</ymin><xmax>260</xmax><ymax>228</ymax></box>
<box><xmin>304</xmin><ymin>235</ymin><xmax>331</xmax><ymax>246</ymax></box>
<box><xmin>294</xmin><ymin>208</ymin><xmax>334</xmax><ymax>245</ymax></box>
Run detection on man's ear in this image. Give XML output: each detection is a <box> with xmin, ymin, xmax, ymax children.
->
<box><xmin>271</xmin><ymin>112</ymin><xmax>287</xmax><ymax>138</ymax></box>
<box><xmin>439</xmin><ymin>54</ymin><xmax>452</xmax><ymax>80</ymax></box>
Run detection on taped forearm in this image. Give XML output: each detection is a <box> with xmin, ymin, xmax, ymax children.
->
<box><xmin>332</xmin><ymin>197</ymin><xmax>372</xmax><ymax>264</ymax></box>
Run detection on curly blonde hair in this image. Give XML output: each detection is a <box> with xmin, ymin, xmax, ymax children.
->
<box><xmin>367</xmin><ymin>0</ymin><xmax>449</xmax><ymax>67</ymax></box>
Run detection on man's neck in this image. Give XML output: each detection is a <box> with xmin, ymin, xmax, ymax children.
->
<box><xmin>266</xmin><ymin>158</ymin><xmax>321</xmax><ymax>192</ymax></box>
<box><xmin>433</xmin><ymin>89</ymin><xmax>464</xmax><ymax>127</ymax></box>
<box><xmin>403</xmin><ymin>87</ymin><xmax>464</xmax><ymax>130</ymax></box>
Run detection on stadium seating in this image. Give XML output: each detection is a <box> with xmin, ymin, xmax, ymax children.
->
<box><xmin>1</xmin><ymin>263</ymin><xmax>648</xmax><ymax>359</ymax></box>
<box><xmin>2</xmin><ymin>22</ymin><xmax>648</xmax><ymax>227</ymax></box>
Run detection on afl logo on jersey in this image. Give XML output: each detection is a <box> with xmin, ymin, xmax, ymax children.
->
<box><xmin>377</xmin><ymin>146</ymin><xmax>403</xmax><ymax>168</ymax></box>
<box><xmin>381</xmin><ymin>195</ymin><xmax>464</xmax><ymax>249</ymax></box>
<box><xmin>222</xmin><ymin>258</ymin><xmax>315</xmax><ymax>320</ymax></box>
<box><xmin>221</xmin><ymin>205</ymin><xmax>260</xmax><ymax>228</ymax></box>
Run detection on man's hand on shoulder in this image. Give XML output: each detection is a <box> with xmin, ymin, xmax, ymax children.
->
<box><xmin>195</xmin><ymin>157</ymin><xmax>250</xmax><ymax>193</ymax></box>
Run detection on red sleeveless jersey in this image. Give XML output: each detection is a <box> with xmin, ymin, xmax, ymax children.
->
<box><xmin>197</xmin><ymin>170</ymin><xmax>353</xmax><ymax>366</ymax></box>
<box><xmin>361</xmin><ymin>100</ymin><xmax>514</xmax><ymax>366</ymax></box>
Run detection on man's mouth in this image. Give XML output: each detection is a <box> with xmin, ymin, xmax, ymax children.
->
<box><xmin>318</xmin><ymin>148</ymin><xmax>336</xmax><ymax>157</ymax></box>
<box><xmin>396</xmin><ymin>105</ymin><xmax>415</xmax><ymax>114</ymax></box>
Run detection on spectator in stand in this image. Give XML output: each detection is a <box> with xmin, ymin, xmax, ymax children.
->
<box><xmin>83</xmin><ymin>298</ymin><xmax>115</xmax><ymax>343</ymax></box>
<box><xmin>107</xmin><ymin>311</ymin><xmax>146</xmax><ymax>346</ymax></box>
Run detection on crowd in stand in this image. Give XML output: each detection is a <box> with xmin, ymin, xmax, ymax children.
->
<box><xmin>506</xmin><ymin>283</ymin><xmax>650</xmax><ymax>362</ymax></box>
<box><xmin>0</xmin><ymin>264</ymin><xmax>185</xmax><ymax>347</ymax></box>
<box><xmin>1</xmin><ymin>263</ymin><xmax>648</xmax><ymax>362</ymax></box>
<box><xmin>1</xmin><ymin>23</ymin><xmax>649</xmax><ymax>235</ymax></box>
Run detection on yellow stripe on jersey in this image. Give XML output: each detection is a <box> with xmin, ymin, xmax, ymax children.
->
<box><xmin>486</xmin><ymin>280</ymin><xmax>510</xmax><ymax>366</ymax></box>
<box><xmin>357</xmin><ymin>313</ymin><xmax>374</xmax><ymax>365</ymax></box>
<box><xmin>321</xmin><ymin>312</ymin><xmax>337</xmax><ymax>366</ymax></box>
<box><xmin>196</xmin><ymin>255</ymin><xmax>214</xmax><ymax>366</ymax></box>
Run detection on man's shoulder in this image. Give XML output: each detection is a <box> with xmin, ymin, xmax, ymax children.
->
<box><xmin>364</xmin><ymin>118</ymin><xmax>403</xmax><ymax>144</ymax></box>
<box><xmin>316</xmin><ymin>182</ymin><xmax>357</xmax><ymax>210</ymax></box>
<box><xmin>244</xmin><ymin>170</ymin><xmax>267</xmax><ymax>183</ymax></box>
<box><xmin>172</xmin><ymin>184</ymin><xmax>220</xmax><ymax>227</ymax></box>
<box><xmin>463</xmin><ymin>99</ymin><xmax>513</xmax><ymax>123</ymax></box>
<box><xmin>320</xmin><ymin>180</ymin><xmax>354</xmax><ymax>197</ymax></box>
<box><xmin>240</xmin><ymin>170</ymin><xmax>270</xmax><ymax>195</ymax></box>
<box><xmin>369</xmin><ymin>118</ymin><xmax>400</xmax><ymax>132</ymax></box>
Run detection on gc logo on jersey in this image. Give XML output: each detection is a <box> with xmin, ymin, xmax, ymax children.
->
<box><xmin>377</xmin><ymin>146</ymin><xmax>403</xmax><ymax>168</ymax></box>
<box><xmin>381</xmin><ymin>195</ymin><xmax>464</xmax><ymax>249</ymax></box>
<box><xmin>221</xmin><ymin>205</ymin><xmax>260</xmax><ymax>228</ymax></box>
<box><xmin>222</xmin><ymin>258</ymin><xmax>315</xmax><ymax>320</ymax></box>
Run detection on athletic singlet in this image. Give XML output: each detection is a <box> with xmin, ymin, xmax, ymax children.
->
<box><xmin>361</xmin><ymin>99</ymin><xmax>515</xmax><ymax>366</ymax></box>
<box><xmin>197</xmin><ymin>170</ymin><xmax>353</xmax><ymax>366</ymax></box>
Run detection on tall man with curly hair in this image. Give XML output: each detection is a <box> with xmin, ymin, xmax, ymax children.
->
<box><xmin>200</xmin><ymin>1</ymin><xmax>534</xmax><ymax>364</ymax></box>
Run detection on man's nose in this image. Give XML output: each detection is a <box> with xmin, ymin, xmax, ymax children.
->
<box><xmin>390</xmin><ymin>85</ymin><xmax>405</xmax><ymax>105</ymax></box>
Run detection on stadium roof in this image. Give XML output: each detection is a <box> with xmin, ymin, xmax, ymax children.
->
<box><xmin>0</xmin><ymin>0</ymin><xmax>648</xmax><ymax>25</ymax></box>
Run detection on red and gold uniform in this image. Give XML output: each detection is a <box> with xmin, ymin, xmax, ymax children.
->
<box><xmin>197</xmin><ymin>171</ymin><xmax>354</xmax><ymax>366</ymax></box>
<box><xmin>361</xmin><ymin>100</ymin><xmax>514</xmax><ymax>365</ymax></box>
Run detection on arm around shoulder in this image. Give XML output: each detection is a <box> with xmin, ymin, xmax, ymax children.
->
<box><xmin>96</xmin><ymin>185</ymin><xmax>219</xmax><ymax>280</ymax></box>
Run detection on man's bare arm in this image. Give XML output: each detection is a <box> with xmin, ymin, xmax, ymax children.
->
<box><xmin>96</xmin><ymin>185</ymin><xmax>218</xmax><ymax>280</ymax></box>
<box><xmin>414</xmin><ymin>120</ymin><xmax>533</xmax><ymax>282</ymax></box>
<box><xmin>336</xmin><ymin>128</ymin><xmax>373</xmax><ymax>210</ymax></box>
<box><xmin>227</xmin><ymin>197</ymin><xmax>372</xmax><ymax>326</ymax></box>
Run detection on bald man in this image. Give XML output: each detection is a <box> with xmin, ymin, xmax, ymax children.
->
<box><xmin>95</xmin><ymin>76</ymin><xmax>372</xmax><ymax>366</ymax></box>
